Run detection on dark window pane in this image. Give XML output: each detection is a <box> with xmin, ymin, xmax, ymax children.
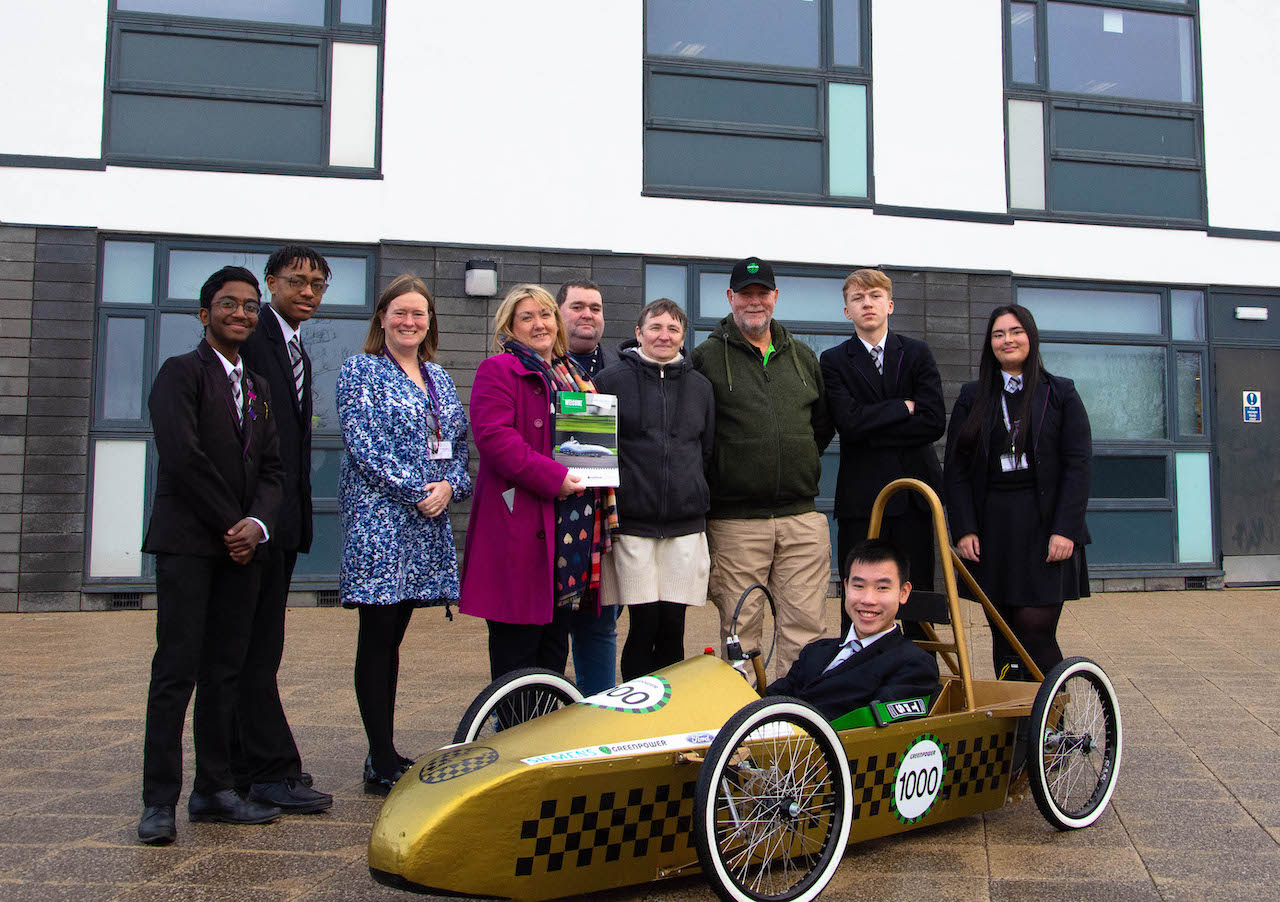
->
<box><xmin>1091</xmin><ymin>456</ymin><xmax>1166</xmax><ymax>499</ymax></box>
<box><xmin>117</xmin><ymin>0</ymin><xmax>325</xmax><ymax>27</ymax></box>
<box><xmin>104</xmin><ymin>317</ymin><xmax>147</xmax><ymax>420</ymax></box>
<box><xmin>310</xmin><ymin>445</ymin><xmax>343</xmax><ymax>497</ymax></box>
<box><xmin>1086</xmin><ymin>511</ymin><xmax>1174</xmax><ymax>564</ymax></box>
<box><xmin>1176</xmin><ymin>351</ymin><xmax>1203</xmax><ymax>436</ymax></box>
<box><xmin>307</xmin><ymin>319</ymin><xmax>374</xmax><ymax>432</ymax></box>
<box><xmin>832</xmin><ymin>0</ymin><xmax>862</xmax><ymax>67</ymax></box>
<box><xmin>340</xmin><ymin>0</ymin><xmax>374</xmax><ymax>26</ymax></box>
<box><xmin>1053</xmin><ymin>108</ymin><xmax>1196</xmax><ymax>160</ymax></box>
<box><xmin>109</xmin><ymin>95</ymin><xmax>324</xmax><ymax>166</ymax></box>
<box><xmin>292</xmin><ymin>511</ymin><xmax>341</xmax><ymax>577</ymax></box>
<box><xmin>158</xmin><ymin>312</ymin><xmax>206</xmax><ymax>365</ymax></box>
<box><xmin>646</xmin><ymin>0</ymin><xmax>819</xmax><ymax>68</ymax></box>
<box><xmin>819</xmin><ymin>448</ymin><xmax>839</xmax><ymax>499</ymax></box>
<box><xmin>645</xmin><ymin>130</ymin><xmax>821</xmax><ymax>194</ymax></box>
<box><xmin>1047</xmin><ymin>3</ymin><xmax>1194</xmax><ymax>103</ymax></box>
<box><xmin>649</xmin><ymin>73</ymin><xmax>819</xmax><ymax>129</ymax></box>
<box><xmin>117</xmin><ymin>30</ymin><xmax>321</xmax><ymax>97</ymax></box>
<box><xmin>1010</xmin><ymin>2</ymin><xmax>1038</xmax><ymax>83</ymax></box>
<box><xmin>1050</xmin><ymin>160</ymin><xmax>1201</xmax><ymax>220</ymax></box>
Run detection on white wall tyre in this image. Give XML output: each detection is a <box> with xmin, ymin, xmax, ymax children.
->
<box><xmin>1028</xmin><ymin>656</ymin><xmax>1123</xmax><ymax>830</ymax></box>
<box><xmin>452</xmin><ymin>668</ymin><xmax>583</xmax><ymax>745</ymax></box>
<box><xmin>694</xmin><ymin>697</ymin><xmax>853</xmax><ymax>902</ymax></box>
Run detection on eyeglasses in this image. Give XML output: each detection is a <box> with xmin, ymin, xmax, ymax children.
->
<box><xmin>276</xmin><ymin>274</ymin><xmax>330</xmax><ymax>295</ymax></box>
<box><xmin>212</xmin><ymin>298</ymin><xmax>261</xmax><ymax>315</ymax></box>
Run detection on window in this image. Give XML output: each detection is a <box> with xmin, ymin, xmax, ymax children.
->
<box><xmin>88</xmin><ymin>236</ymin><xmax>376</xmax><ymax>586</ymax></box>
<box><xmin>1004</xmin><ymin>1</ymin><xmax>1203</xmax><ymax>224</ymax></box>
<box><xmin>106</xmin><ymin>1</ymin><xmax>382</xmax><ymax>174</ymax></box>
<box><xmin>643</xmin><ymin>0</ymin><xmax>870</xmax><ymax>202</ymax></box>
<box><xmin>1017</xmin><ymin>281</ymin><xmax>1213</xmax><ymax>569</ymax></box>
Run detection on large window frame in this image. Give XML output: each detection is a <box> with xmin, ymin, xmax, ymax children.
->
<box><xmin>104</xmin><ymin>1</ymin><xmax>384</xmax><ymax>177</ymax></box>
<box><xmin>1003</xmin><ymin>0</ymin><xmax>1205</xmax><ymax>227</ymax></box>
<box><xmin>1017</xmin><ymin>278</ymin><xmax>1218</xmax><ymax>575</ymax></box>
<box><xmin>642</xmin><ymin>0</ymin><xmax>873</xmax><ymax>206</ymax></box>
<box><xmin>87</xmin><ymin>234</ymin><xmax>378</xmax><ymax>591</ymax></box>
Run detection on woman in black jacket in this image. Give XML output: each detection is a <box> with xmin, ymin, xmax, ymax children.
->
<box><xmin>943</xmin><ymin>304</ymin><xmax>1092</xmax><ymax>679</ymax></box>
<box><xmin>595</xmin><ymin>299</ymin><xmax>715</xmax><ymax>680</ymax></box>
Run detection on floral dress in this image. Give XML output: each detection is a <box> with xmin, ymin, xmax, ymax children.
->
<box><xmin>337</xmin><ymin>354</ymin><xmax>472</xmax><ymax>607</ymax></box>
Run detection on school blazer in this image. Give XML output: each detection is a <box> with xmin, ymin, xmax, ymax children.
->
<box><xmin>819</xmin><ymin>331</ymin><xmax>945</xmax><ymax>520</ymax></box>
<box><xmin>943</xmin><ymin>372</ymin><xmax>1092</xmax><ymax>546</ymax></box>
<box><xmin>142</xmin><ymin>340</ymin><xmax>284</xmax><ymax>559</ymax></box>
<box><xmin>766</xmin><ymin>628</ymin><xmax>940</xmax><ymax>722</ymax></box>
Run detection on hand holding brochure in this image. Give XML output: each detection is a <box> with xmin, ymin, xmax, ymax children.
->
<box><xmin>554</xmin><ymin>392</ymin><xmax>620</xmax><ymax>488</ymax></box>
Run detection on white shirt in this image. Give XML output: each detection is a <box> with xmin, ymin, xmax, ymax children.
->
<box><xmin>857</xmin><ymin>329</ymin><xmax>889</xmax><ymax>357</ymax></box>
<box><xmin>208</xmin><ymin>346</ymin><xmax>270</xmax><ymax>544</ymax></box>
<box><xmin>1001</xmin><ymin>370</ymin><xmax>1023</xmax><ymax>392</ymax></box>
<box><xmin>269</xmin><ymin>303</ymin><xmax>301</xmax><ymax>347</ymax></box>
<box><xmin>823</xmin><ymin>622</ymin><xmax>898</xmax><ymax>673</ymax></box>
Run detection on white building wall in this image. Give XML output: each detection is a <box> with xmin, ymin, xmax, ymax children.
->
<box><xmin>1200</xmin><ymin>0</ymin><xmax>1280</xmax><ymax>233</ymax></box>
<box><xmin>0</xmin><ymin>1</ymin><xmax>107</xmax><ymax>159</ymax></box>
<box><xmin>1</xmin><ymin>1</ymin><xmax>1278</xmax><ymax>287</ymax></box>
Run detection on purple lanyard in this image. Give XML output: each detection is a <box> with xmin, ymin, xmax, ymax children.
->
<box><xmin>384</xmin><ymin>350</ymin><xmax>440</xmax><ymax>412</ymax></box>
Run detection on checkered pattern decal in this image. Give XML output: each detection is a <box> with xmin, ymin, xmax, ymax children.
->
<box><xmin>940</xmin><ymin>730</ymin><xmax>1014</xmax><ymax>800</ymax></box>
<box><xmin>847</xmin><ymin>751</ymin><xmax>900</xmax><ymax>820</ymax></box>
<box><xmin>515</xmin><ymin>781</ymin><xmax>697</xmax><ymax>877</ymax></box>
<box><xmin>417</xmin><ymin>746</ymin><xmax>498</xmax><ymax>784</ymax></box>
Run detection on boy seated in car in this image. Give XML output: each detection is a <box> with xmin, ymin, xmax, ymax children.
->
<box><xmin>766</xmin><ymin>538</ymin><xmax>939</xmax><ymax>720</ymax></box>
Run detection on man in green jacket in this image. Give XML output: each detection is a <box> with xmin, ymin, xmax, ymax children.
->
<box><xmin>692</xmin><ymin>256</ymin><xmax>835</xmax><ymax>680</ymax></box>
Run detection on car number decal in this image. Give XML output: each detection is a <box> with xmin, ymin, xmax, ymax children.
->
<box><xmin>581</xmin><ymin>675</ymin><xmax>671</xmax><ymax>713</ymax></box>
<box><xmin>891</xmin><ymin>734</ymin><xmax>946</xmax><ymax>824</ymax></box>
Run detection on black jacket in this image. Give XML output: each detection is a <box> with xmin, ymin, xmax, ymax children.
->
<box><xmin>239</xmin><ymin>306</ymin><xmax>313</xmax><ymax>552</ymax></box>
<box><xmin>943</xmin><ymin>372</ymin><xmax>1093</xmax><ymax>545</ymax></box>
<box><xmin>766</xmin><ymin>627</ymin><xmax>940</xmax><ymax>721</ymax></box>
<box><xmin>142</xmin><ymin>340</ymin><xmax>283</xmax><ymax>559</ymax></box>
<box><xmin>820</xmin><ymin>330</ymin><xmax>945</xmax><ymax>520</ymax></box>
<box><xmin>594</xmin><ymin>344</ymin><xmax>715</xmax><ymax>538</ymax></box>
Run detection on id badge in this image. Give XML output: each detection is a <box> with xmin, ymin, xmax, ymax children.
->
<box><xmin>429</xmin><ymin>440</ymin><xmax>453</xmax><ymax>461</ymax></box>
<box><xmin>1000</xmin><ymin>452</ymin><xmax>1028</xmax><ymax>472</ymax></box>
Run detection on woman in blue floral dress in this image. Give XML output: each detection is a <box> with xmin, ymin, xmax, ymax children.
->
<box><xmin>337</xmin><ymin>274</ymin><xmax>471</xmax><ymax>793</ymax></box>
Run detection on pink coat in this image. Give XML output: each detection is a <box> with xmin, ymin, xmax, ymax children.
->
<box><xmin>459</xmin><ymin>353</ymin><xmax>569</xmax><ymax>624</ymax></box>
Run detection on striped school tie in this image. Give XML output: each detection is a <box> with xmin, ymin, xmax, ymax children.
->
<box><xmin>288</xmin><ymin>335</ymin><xmax>304</xmax><ymax>404</ymax></box>
<box><xmin>871</xmin><ymin>344</ymin><xmax>883</xmax><ymax>374</ymax></box>
<box><xmin>230</xmin><ymin>365</ymin><xmax>243</xmax><ymax>426</ymax></box>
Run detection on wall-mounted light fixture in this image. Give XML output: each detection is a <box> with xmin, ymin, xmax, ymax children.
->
<box><xmin>465</xmin><ymin>259</ymin><xmax>498</xmax><ymax>298</ymax></box>
<box><xmin>1235</xmin><ymin>306</ymin><xmax>1269</xmax><ymax>321</ymax></box>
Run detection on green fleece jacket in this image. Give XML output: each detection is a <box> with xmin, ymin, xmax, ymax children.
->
<box><xmin>691</xmin><ymin>316</ymin><xmax>834</xmax><ymax>519</ymax></box>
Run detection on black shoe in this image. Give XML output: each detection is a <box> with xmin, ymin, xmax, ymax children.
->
<box><xmin>363</xmin><ymin>754</ymin><xmax>408</xmax><ymax>797</ymax></box>
<box><xmin>188</xmin><ymin>789</ymin><xmax>282</xmax><ymax>824</ymax></box>
<box><xmin>297</xmin><ymin>772</ymin><xmax>314</xmax><ymax>788</ymax></box>
<box><xmin>138</xmin><ymin>805</ymin><xmax>176</xmax><ymax>845</ymax></box>
<box><xmin>398</xmin><ymin>754</ymin><xmax>415</xmax><ymax>771</ymax></box>
<box><xmin>249</xmin><ymin>778</ymin><xmax>333</xmax><ymax>814</ymax></box>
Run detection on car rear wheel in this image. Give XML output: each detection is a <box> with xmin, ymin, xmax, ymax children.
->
<box><xmin>452</xmin><ymin>668</ymin><xmax>583</xmax><ymax>745</ymax></box>
<box><xmin>1028</xmin><ymin>656</ymin><xmax>1123</xmax><ymax>830</ymax></box>
<box><xmin>694</xmin><ymin>697</ymin><xmax>852</xmax><ymax>902</ymax></box>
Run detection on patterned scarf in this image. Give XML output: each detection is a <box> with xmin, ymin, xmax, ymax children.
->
<box><xmin>503</xmin><ymin>340</ymin><xmax>620</xmax><ymax>607</ymax></box>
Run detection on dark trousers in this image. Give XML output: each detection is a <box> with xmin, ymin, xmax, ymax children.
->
<box><xmin>838</xmin><ymin>509</ymin><xmax>935</xmax><ymax>638</ymax></box>
<box><xmin>487</xmin><ymin>607</ymin><xmax>573</xmax><ymax>682</ymax></box>
<box><xmin>232</xmin><ymin>547</ymin><xmax>302</xmax><ymax>786</ymax></box>
<box><xmin>143</xmin><ymin>553</ymin><xmax>262</xmax><ymax>807</ymax></box>
<box><xmin>621</xmin><ymin>602</ymin><xmax>688</xmax><ymax>681</ymax></box>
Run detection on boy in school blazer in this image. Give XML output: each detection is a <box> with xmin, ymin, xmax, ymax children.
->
<box><xmin>819</xmin><ymin>269</ymin><xmax>945</xmax><ymax>637</ymax></box>
<box><xmin>138</xmin><ymin>266</ymin><xmax>284</xmax><ymax>845</ymax></box>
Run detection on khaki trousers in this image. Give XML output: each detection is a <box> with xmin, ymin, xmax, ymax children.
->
<box><xmin>706</xmin><ymin>511</ymin><xmax>832</xmax><ymax>681</ymax></box>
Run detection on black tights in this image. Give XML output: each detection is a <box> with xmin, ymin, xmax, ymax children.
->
<box><xmin>355</xmin><ymin>602</ymin><xmax>414</xmax><ymax>774</ymax></box>
<box><xmin>620</xmin><ymin>602</ymin><xmax>687</xmax><ymax>681</ymax></box>
<box><xmin>989</xmin><ymin>603</ymin><xmax>1063</xmax><ymax>679</ymax></box>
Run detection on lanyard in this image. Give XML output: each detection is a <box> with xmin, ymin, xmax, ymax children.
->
<box><xmin>384</xmin><ymin>350</ymin><xmax>440</xmax><ymax>412</ymax></box>
<box><xmin>1000</xmin><ymin>392</ymin><xmax>1022</xmax><ymax>452</ymax></box>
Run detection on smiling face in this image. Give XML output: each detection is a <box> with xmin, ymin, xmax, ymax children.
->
<box><xmin>200</xmin><ymin>280</ymin><xmax>260</xmax><ymax>358</ymax></box>
<box><xmin>511</xmin><ymin>297</ymin><xmax>559</xmax><ymax>361</ymax></box>
<box><xmin>266</xmin><ymin>258</ymin><xmax>325</xmax><ymax>328</ymax></box>
<box><xmin>635</xmin><ymin>311</ymin><xmax>684</xmax><ymax>363</ymax></box>
<box><xmin>990</xmin><ymin>312</ymin><xmax>1031</xmax><ymax>375</ymax></box>
<box><xmin>844</xmin><ymin>284</ymin><xmax>894</xmax><ymax>343</ymax></box>
<box><xmin>843</xmin><ymin>558</ymin><xmax>911</xmax><ymax>640</ymax></box>
<box><xmin>727</xmin><ymin>284</ymin><xmax>777</xmax><ymax>341</ymax></box>
<box><xmin>380</xmin><ymin>291</ymin><xmax>431</xmax><ymax>359</ymax></box>
<box><xmin>560</xmin><ymin>286</ymin><xmax>604</xmax><ymax>354</ymax></box>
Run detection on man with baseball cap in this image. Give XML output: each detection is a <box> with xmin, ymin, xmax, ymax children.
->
<box><xmin>691</xmin><ymin>256</ymin><xmax>835</xmax><ymax>680</ymax></box>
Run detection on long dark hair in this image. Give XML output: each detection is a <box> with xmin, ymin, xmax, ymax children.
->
<box><xmin>956</xmin><ymin>304</ymin><xmax>1044</xmax><ymax>456</ymax></box>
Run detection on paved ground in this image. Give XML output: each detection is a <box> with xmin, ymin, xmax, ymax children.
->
<box><xmin>1</xmin><ymin>589</ymin><xmax>1278</xmax><ymax>902</ymax></box>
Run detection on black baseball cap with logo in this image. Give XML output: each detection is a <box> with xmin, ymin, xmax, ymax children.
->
<box><xmin>729</xmin><ymin>256</ymin><xmax>776</xmax><ymax>292</ymax></box>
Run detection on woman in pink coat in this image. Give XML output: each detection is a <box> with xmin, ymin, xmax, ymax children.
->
<box><xmin>459</xmin><ymin>284</ymin><xmax>617</xmax><ymax>681</ymax></box>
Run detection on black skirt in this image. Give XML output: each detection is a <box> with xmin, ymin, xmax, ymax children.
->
<box><xmin>971</xmin><ymin>484</ymin><xmax>1089</xmax><ymax>608</ymax></box>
